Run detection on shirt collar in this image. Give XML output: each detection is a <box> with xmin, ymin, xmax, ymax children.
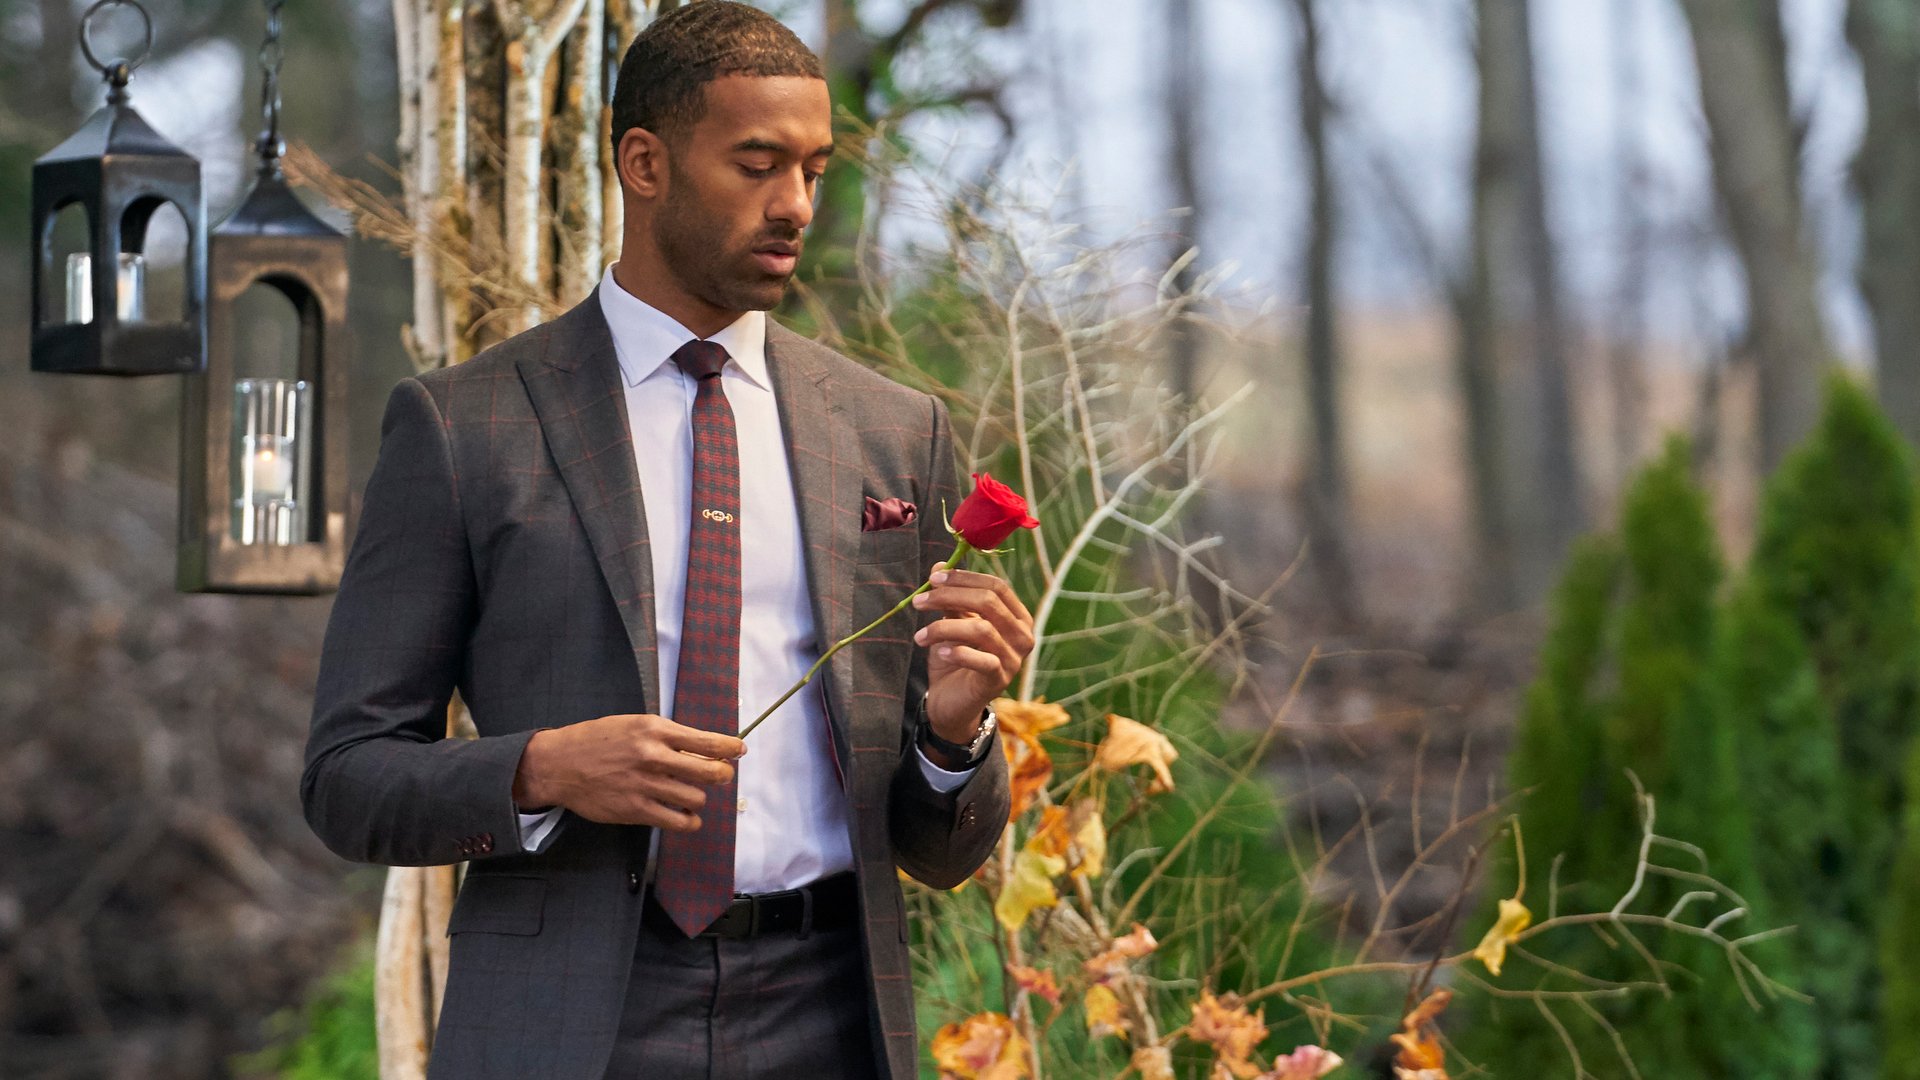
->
<box><xmin>597</xmin><ymin>262</ymin><xmax>770</xmax><ymax>391</ymax></box>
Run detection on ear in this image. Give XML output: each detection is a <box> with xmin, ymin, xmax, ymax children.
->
<box><xmin>617</xmin><ymin>126</ymin><xmax>669</xmax><ymax>201</ymax></box>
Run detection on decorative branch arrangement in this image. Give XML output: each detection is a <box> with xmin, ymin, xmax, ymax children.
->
<box><xmin>805</xmin><ymin>134</ymin><xmax>1801</xmax><ymax>1080</ymax></box>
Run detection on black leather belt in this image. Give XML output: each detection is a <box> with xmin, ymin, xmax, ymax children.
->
<box><xmin>642</xmin><ymin>870</ymin><xmax>859</xmax><ymax>939</ymax></box>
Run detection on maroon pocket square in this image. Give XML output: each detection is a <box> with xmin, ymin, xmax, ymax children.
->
<box><xmin>862</xmin><ymin>496</ymin><xmax>918</xmax><ymax>532</ymax></box>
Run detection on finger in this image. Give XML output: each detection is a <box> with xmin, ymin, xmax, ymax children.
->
<box><xmin>914</xmin><ymin>584</ymin><xmax>1007</xmax><ymax>621</ymax></box>
<box><xmin>636</xmin><ymin>774</ymin><xmax>709</xmax><ymax>812</ymax></box>
<box><xmin>658</xmin><ymin>722</ymin><xmax>747</xmax><ymax>760</ymax></box>
<box><xmin>917</xmin><ymin>617</ymin><xmax>1021</xmax><ymax>672</ymax></box>
<box><xmin>930</xmin><ymin>568</ymin><xmax>1033</xmax><ymax>622</ymax></box>
<box><xmin>930</xmin><ymin>643</ymin><xmax>1005</xmax><ymax>676</ymax></box>
<box><xmin>636</xmin><ymin>796</ymin><xmax>702</xmax><ymax>832</ymax></box>
<box><xmin>654</xmin><ymin>750</ymin><xmax>736</xmax><ymax>787</ymax></box>
<box><xmin>915</xmin><ymin>586</ymin><xmax>1033</xmax><ymax>655</ymax></box>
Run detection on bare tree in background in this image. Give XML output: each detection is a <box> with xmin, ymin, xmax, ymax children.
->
<box><xmin>1608</xmin><ymin>0</ymin><xmax>1651</xmax><ymax>489</ymax></box>
<box><xmin>1675</xmin><ymin>0</ymin><xmax>1830</xmax><ymax>470</ymax></box>
<box><xmin>1290</xmin><ymin>0</ymin><xmax>1357</xmax><ymax>619</ymax></box>
<box><xmin>812</xmin><ymin>0</ymin><xmax>1020</xmax><ymax>281</ymax></box>
<box><xmin>1847</xmin><ymin>0</ymin><xmax>1920</xmax><ymax>448</ymax></box>
<box><xmin>1164</xmin><ymin>0</ymin><xmax>1203</xmax><ymax>436</ymax></box>
<box><xmin>1462</xmin><ymin>0</ymin><xmax>1584</xmax><ymax>608</ymax></box>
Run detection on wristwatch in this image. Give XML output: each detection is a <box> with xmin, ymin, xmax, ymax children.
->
<box><xmin>916</xmin><ymin>693</ymin><xmax>998</xmax><ymax>768</ymax></box>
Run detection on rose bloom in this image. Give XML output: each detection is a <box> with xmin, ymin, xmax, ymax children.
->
<box><xmin>951</xmin><ymin>472</ymin><xmax>1040</xmax><ymax>550</ymax></box>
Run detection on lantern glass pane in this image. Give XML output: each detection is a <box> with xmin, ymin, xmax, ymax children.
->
<box><xmin>230</xmin><ymin>378</ymin><xmax>310</xmax><ymax>546</ymax></box>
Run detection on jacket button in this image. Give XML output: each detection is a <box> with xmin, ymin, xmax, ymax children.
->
<box><xmin>627</xmin><ymin>871</ymin><xmax>642</xmax><ymax>894</ymax></box>
<box><xmin>477</xmin><ymin>836</ymin><xmax>494</xmax><ymax>855</ymax></box>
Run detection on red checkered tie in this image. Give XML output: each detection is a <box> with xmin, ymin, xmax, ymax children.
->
<box><xmin>654</xmin><ymin>339</ymin><xmax>743</xmax><ymax>936</ymax></box>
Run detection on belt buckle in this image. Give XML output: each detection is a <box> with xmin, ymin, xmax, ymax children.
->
<box><xmin>741</xmin><ymin>892</ymin><xmax>763</xmax><ymax>938</ymax></box>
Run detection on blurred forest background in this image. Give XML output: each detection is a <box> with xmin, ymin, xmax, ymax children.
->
<box><xmin>5</xmin><ymin>0</ymin><xmax>1920</xmax><ymax>1075</ymax></box>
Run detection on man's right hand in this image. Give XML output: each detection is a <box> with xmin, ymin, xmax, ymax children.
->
<box><xmin>511</xmin><ymin>714</ymin><xmax>745</xmax><ymax>832</ymax></box>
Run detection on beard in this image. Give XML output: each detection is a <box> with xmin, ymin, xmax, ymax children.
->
<box><xmin>652</xmin><ymin>165</ymin><xmax>801</xmax><ymax>314</ymax></box>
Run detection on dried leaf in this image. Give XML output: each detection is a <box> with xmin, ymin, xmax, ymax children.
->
<box><xmin>1188</xmin><ymin>989</ymin><xmax>1268</xmax><ymax>1079</ymax></box>
<box><xmin>1472</xmin><ymin>897</ymin><xmax>1532</xmax><ymax>976</ymax></box>
<box><xmin>993</xmin><ymin>844</ymin><xmax>1064</xmax><ymax>931</ymax></box>
<box><xmin>1031</xmin><ymin>805</ymin><xmax>1073</xmax><ymax>859</ymax></box>
<box><xmin>1069</xmin><ymin>799</ymin><xmax>1106</xmax><ymax>879</ymax></box>
<box><xmin>1006</xmin><ymin>963</ymin><xmax>1061</xmax><ymax>1006</ymax></box>
<box><xmin>1094</xmin><ymin>714</ymin><xmax>1179</xmax><ymax>793</ymax></box>
<box><xmin>1030</xmin><ymin>799</ymin><xmax>1107</xmax><ymax>881</ymax></box>
<box><xmin>931</xmin><ymin>1011</ymin><xmax>1030</xmax><ymax>1080</ymax></box>
<box><xmin>1004</xmin><ymin>727</ymin><xmax>1055</xmax><ymax>818</ymax></box>
<box><xmin>1390</xmin><ymin>989</ymin><xmax>1451</xmax><ymax>1076</ymax></box>
<box><xmin>1083</xmin><ymin>923</ymin><xmax>1159</xmax><ymax>984</ymax></box>
<box><xmin>994</xmin><ymin>697</ymin><xmax>1071</xmax><ymax>739</ymax></box>
<box><xmin>1132</xmin><ymin>1045</ymin><xmax>1176</xmax><ymax>1080</ymax></box>
<box><xmin>1084</xmin><ymin>983</ymin><xmax>1128</xmax><ymax>1039</ymax></box>
<box><xmin>1259</xmin><ymin>1046</ymin><xmax>1344</xmax><ymax>1080</ymax></box>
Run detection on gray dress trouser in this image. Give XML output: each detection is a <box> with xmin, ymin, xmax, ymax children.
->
<box><xmin>603</xmin><ymin>898</ymin><xmax>885</xmax><ymax>1080</ymax></box>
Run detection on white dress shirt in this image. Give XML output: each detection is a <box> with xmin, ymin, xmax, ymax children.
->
<box><xmin>516</xmin><ymin>264</ymin><xmax>973</xmax><ymax>892</ymax></box>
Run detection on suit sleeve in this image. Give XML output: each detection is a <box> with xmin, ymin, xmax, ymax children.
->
<box><xmin>301</xmin><ymin>376</ymin><xmax>540</xmax><ymax>867</ymax></box>
<box><xmin>889</xmin><ymin>392</ymin><xmax>1012</xmax><ymax>889</ymax></box>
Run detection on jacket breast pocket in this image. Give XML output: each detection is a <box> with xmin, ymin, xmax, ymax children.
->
<box><xmin>857</xmin><ymin>526</ymin><xmax>920</xmax><ymax>566</ymax></box>
<box><xmin>446</xmin><ymin>873</ymin><xmax>546</xmax><ymax>937</ymax></box>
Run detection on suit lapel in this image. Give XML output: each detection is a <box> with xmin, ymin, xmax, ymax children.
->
<box><xmin>516</xmin><ymin>287</ymin><xmax>662</xmax><ymax>713</ymax></box>
<box><xmin>767</xmin><ymin>325</ymin><xmax>864</xmax><ymax>764</ymax></box>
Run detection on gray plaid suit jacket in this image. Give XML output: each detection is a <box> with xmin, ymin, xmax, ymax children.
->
<box><xmin>301</xmin><ymin>284</ymin><xmax>1010</xmax><ymax>1080</ymax></box>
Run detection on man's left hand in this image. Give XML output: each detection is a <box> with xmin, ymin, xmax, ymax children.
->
<box><xmin>911</xmin><ymin>562</ymin><xmax>1036</xmax><ymax>742</ymax></box>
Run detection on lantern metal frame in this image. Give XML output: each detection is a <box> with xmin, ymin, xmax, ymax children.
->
<box><xmin>178</xmin><ymin>0</ymin><xmax>349</xmax><ymax>594</ymax></box>
<box><xmin>30</xmin><ymin>0</ymin><xmax>206</xmax><ymax>377</ymax></box>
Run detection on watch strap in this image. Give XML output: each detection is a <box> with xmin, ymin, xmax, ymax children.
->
<box><xmin>917</xmin><ymin>695</ymin><xmax>994</xmax><ymax>767</ymax></box>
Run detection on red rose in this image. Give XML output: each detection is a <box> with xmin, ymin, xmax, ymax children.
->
<box><xmin>950</xmin><ymin>472</ymin><xmax>1040</xmax><ymax>550</ymax></box>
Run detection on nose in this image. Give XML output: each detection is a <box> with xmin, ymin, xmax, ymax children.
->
<box><xmin>768</xmin><ymin>166</ymin><xmax>815</xmax><ymax>232</ymax></box>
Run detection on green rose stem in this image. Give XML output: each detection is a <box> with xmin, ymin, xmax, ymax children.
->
<box><xmin>738</xmin><ymin>537</ymin><xmax>975</xmax><ymax>740</ymax></box>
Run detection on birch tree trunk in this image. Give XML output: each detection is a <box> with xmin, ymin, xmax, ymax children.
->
<box><xmin>372</xmin><ymin>2</ymin><xmax>656</xmax><ymax>1073</ymax></box>
<box><xmin>1674</xmin><ymin>0</ymin><xmax>1830</xmax><ymax>470</ymax></box>
<box><xmin>497</xmin><ymin>0</ymin><xmax>593</xmax><ymax>336</ymax></box>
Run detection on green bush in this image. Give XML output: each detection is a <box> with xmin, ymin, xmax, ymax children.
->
<box><xmin>1882</xmin><ymin>740</ymin><xmax>1920</xmax><ymax>1079</ymax></box>
<box><xmin>1470</xmin><ymin>439</ymin><xmax>1817</xmax><ymax>1077</ymax></box>
<box><xmin>234</xmin><ymin>943</ymin><xmax>377</xmax><ymax>1080</ymax></box>
<box><xmin>1741</xmin><ymin>375</ymin><xmax>1920</xmax><ymax>1077</ymax></box>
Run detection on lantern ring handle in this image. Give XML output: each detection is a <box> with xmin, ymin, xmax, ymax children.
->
<box><xmin>79</xmin><ymin>0</ymin><xmax>153</xmax><ymax>83</ymax></box>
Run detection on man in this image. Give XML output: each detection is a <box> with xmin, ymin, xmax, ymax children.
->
<box><xmin>300</xmin><ymin>5</ymin><xmax>1026</xmax><ymax>1078</ymax></box>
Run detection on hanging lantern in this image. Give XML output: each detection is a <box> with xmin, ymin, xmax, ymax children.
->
<box><xmin>30</xmin><ymin>0</ymin><xmax>206</xmax><ymax>376</ymax></box>
<box><xmin>178</xmin><ymin>0</ymin><xmax>349</xmax><ymax>594</ymax></box>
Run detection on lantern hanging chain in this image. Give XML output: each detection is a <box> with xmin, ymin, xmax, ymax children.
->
<box><xmin>256</xmin><ymin>0</ymin><xmax>286</xmax><ymax>173</ymax></box>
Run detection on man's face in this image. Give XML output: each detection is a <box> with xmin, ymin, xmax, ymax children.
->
<box><xmin>652</xmin><ymin>75</ymin><xmax>833</xmax><ymax>314</ymax></box>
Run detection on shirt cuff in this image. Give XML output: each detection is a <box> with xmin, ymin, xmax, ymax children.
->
<box><xmin>915</xmin><ymin>744</ymin><xmax>977</xmax><ymax>793</ymax></box>
<box><xmin>516</xmin><ymin>807</ymin><xmax>564</xmax><ymax>852</ymax></box>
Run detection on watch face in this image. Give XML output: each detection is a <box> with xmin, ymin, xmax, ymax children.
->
<box><xmin>969</xmin><ymin>711</ymin><xmax>997</xmax><ymax>754</ymax></box>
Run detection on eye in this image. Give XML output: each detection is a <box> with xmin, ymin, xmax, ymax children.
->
<box><xmin>740</xmin><ymin>163</ymin><xmax>777</xmax><ymax>179</ymax></box>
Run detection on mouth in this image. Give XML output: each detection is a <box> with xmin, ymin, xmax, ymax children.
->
<box><xmin>752</xmin><ymin>241</ymin><xmax>800</xmax><ymax>275</ymax></box>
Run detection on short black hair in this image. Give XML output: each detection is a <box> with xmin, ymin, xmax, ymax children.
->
<box><xmin>609</xmin><ymin>2</ymin><xmax>825</xmax><ymax>160</ymax></box>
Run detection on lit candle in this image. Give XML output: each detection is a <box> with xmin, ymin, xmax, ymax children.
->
<box><xmin>246</xmin><ymin>435</ymin><xmax>295</xmax><ymax>501</ymax></box>
<box><xmin>63</xmin><ymin>252</ymin><xmax>147</xmax><ymax>324</ymax></box>
<box><xmin>231</xmin><ymin>379</ymin><xmax>310</xmax><ymax>546</ymax></box>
